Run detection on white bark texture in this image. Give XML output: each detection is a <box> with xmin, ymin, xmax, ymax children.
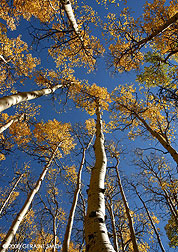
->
<box><xmin>0</xmin><ymin>174</ymin><xmax>24</xmax><ymax>216</ymax></box>
<box><xmin>0</xmin><ymin>145</ymin><xmax>59</xmax><ymax>252</ymax></box>
<box><xmin>0</xmin><ymin>84</ymin><xmax>62</xmax><ymax>113</ymax></box>
<box><xmin>85</xmin><ymin>106</ymin><xmax>115</xmax><ymax>252</ymax></box>
<box><xmin>62</xmin><ymin>148</ymin><xmax>85</xmax><ymax>252</ymax></box>
<box><xmin>115</xmin><ymin>163</ymin><xmax>139</xmax><ymax>252</ymax></box>
<box><xmin>53</xmin><ymin>216</ymin><xmax>57</xmax><ymax>252</ymax></box>
<box><xmin>106</xmin><ymin>199</ymin><xmax>119</xmax><ymax>252</ymax></box>
<box><xmin>62</xmin><ymin>0</ymin><xmax>83</xmax><ymax>42</ymax></box>
<box><xmin>0</xmin><ymin>114</ymin><xmax>25</xmax><ymax>134</ymax></box>
<box><xmin>134</xmin><ymin>186</ymin><xmax>166</xmax><ymax>252</ymax></box>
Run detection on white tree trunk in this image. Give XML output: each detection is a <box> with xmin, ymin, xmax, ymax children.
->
<box><xmin>133</xmin><ymin>185</ymin><xmax>166</xmax><ymax>252</ymax></box>
<box><xmin>115</xmin><ymin>162</ymin><xmax>139</xmax><ymax>252</ymax></box>
<box><xmin>0</xmin><ymin>84</ymin><xmax>62</xmax><ymax>113</ymax></box>
<box><xmin>85</xmin><ymin>105</ymin><xmax>115</xmax><ymax>252</ymax></box>
<box><xmin>52</xmin><ymin>216</ymin><xmax>57</xmax><ymax>252</ymax></box>
<box><xmin>0</xmin><ymin>145</ymin><xmax>60</xmax><ymax>252</ymax></box>
<box><xmin>106</xmin><ymin>199</ymin><xmax>119</xmax><ymax>252</ymax></box>
<box><xmin>62</xmin><ymin>134</ymin><xmax>94</xmax><ymax>252</ymax></box>
<box><xmin>0</xmin><ymin>114</ymin><xmax>25</xmax><ymax>134</ymax></box>
<box><xmin>61</xmin><ymin>0</ymin><xmax>83</xmax><ymax>42</ymax></box>
<box><xmin>62</xmin><ymin>148</ymin><xmax>85</xmax><ymax>252</ymax></box>
<box><xmin>0</xmin><ymin>173</ymin><xmax>24</xmax><ymax>216</ymax></box>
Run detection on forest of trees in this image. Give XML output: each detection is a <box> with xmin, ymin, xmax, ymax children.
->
<box><xmin>0</xmin><ymin>0</ymin><xmax>178</xmax><ymax>251</ymax></box>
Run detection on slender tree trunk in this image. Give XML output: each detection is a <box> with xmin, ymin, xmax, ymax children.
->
<box><xmin>0</xmin><ymin>173</ymin><xmax>24</xmax><ymax>216</ymax></box>
<box><xmin>0</xmin><ymin>84</ymin><xmax>63</xmax><ymax>113</ymax></box>
<box><xmin>136</xmin><ymin>113</ymin><xmax>178</xmax><ymax>167</ymax></box>
<box><xmin>53</xmin><ymin>216</ymin><xmax>57</xmax><ymax>252</ymax></box>
<box><xmin>61</xmin><ymin>0</ymin><xmax>83</xmax><ymax>42</ymax></box>
<box><xmin>0</xmin><ymin>114</ymin><xmax>25</xmax><ymax>134</ymax></box>
<box><xmin>115</xmin><ymin>162</ymin><xmax>139</xmax><ymax>252</ymax></box>
<box><xmin>129</xmin><ymin>12</ymin><xmax>178</xmax><ymax>53</ymax></box>
<box><xmin>132</xmin><ymin>185</ymin><xmax>166</xmax><ymax>252</ymax></box>
<box><xmin>106</xmin><ymin>198</ymin><xmax>119</xmax><ymax>252</ymax></box>
<box><xmin>62</xmin><ymin>148</ymin><xmax>86</xmax><ymax>252</ymax></box>
<box><xmin>62</xmin><ymin>134</ymin><xmax>94</xmax><ymax>252</ymax></box>
<box><xmin>85</xmin><ymin>105</ymin><xmax>115</xmax><ymax>252</ymax></box>
<box><xmin>0</xmin><ymin>145</ymin><xmax>60</xmax><ymax>252</ymax></box>
<box><xmin>155</xmin><ymin>177</ymin><xmax>178</xmax><ymax>225</ymax></box>
<box><xmin>116</xmin><ymin>102</ymin><xmax>178</xmax><ymax>167</ymax></box>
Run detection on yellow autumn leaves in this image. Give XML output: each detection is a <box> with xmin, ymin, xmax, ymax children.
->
<box><xmin>111</xmin><ymin>84</ymin><xmax>177</xmax><ymax>141</ymax></box>
<box><xmin>105</xmin><ymin>0</ymin><xmax>178</xmax><ymax>72</ymax></box>
<box><xmin>0</xmin><ymin>24</ymin><xmax>40</xmax><ymax>94</ymax></box>
<box><xmin>69</xmin><ymin>82</ymin><xmax>112</xmax><ymax>115</ymax></box>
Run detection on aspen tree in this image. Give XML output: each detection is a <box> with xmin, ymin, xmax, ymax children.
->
<box><xmin>134</xmin><ymin>153</ymin><xmax>178</xmax><ymax>225</ymax></box>
<box><xmin>130</xmin><ymin>183</ymin><xmax>166</xmax><ymax>252</ymax></box>
<box><xmin>0</xmin><ymin>173</ymin><xmax>23</xmax><ymax>216</ymax></box>
<box><xmin>62</xmin><ymin>128</ymin><xmax>94</xmax><ymax>252</ymax></box>
<box><xmin>106</xmin><ymin>0</ymin><xmax>178</xmax><ymax>71</ymax></box>
<box><xmin>85</xmin><ymin>102</ymin><xmax>115</xmax><ymax>252</ymax></box>
<box><xmin>0</xmin><ymin>144</ymin><xmax>60</xmax><ymax>252</ymax></box>
<box><xmin>111</xmin><ymin>86</ymin><xmax>178</xmax><ymax>170</ymax></box>
<box><xmin>107</xmin><ymin>144</ymin><xmax>139</xmax><ymax>252</ymax></box>
<box><xmin>0</xmin><ymin>120</ymin><xmax>75</xmax><ymax>251</ymax></box>
<box><xmin>0</xmin><ymin>84</ymin><xmax>63</xmax><ymax>113</ymax></box>
<box><xmin>0</xmin><ymin>114</ymin><xmax>25</xmax><ymax>134</ymax></box>
<box><xmin>61</xmin><ymin>0</ymin><xmax>83</xmax><ymax>42</ymax></box>
<box><xmin>106</xmin><ymin>197</ymin><xmax>119</xmax><ymax>252</ymax></box>
<box><xmin>38</xmin><ymin>181</ymin><xmax>65</xmax><ymax>252</ymax></box>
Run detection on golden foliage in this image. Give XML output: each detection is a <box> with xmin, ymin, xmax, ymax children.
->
<box><xmin>9</xmin><ymin>121</ymin><xmax>31</xmax><ymax>146</ymax></box>
<box><xmin>111</xmin><ymin>84</ymin><xmax>176</xmax><ymax>141</ymax></box>
<box><xmin>69</xmin><ymin>82</ymin><xmax>112</xmax><ymax>115</ymax></box>
<box><xmin>105</xmin><ymin>0</ymin><xmax>178</xmax><ymax>71</ymax></box>
<box><xmin>64</xmin><ymin>165</ymin><xmax>78</xmax><ymax>185</ymax></box>
<box><xmin>85</xmin><ymin>119</ymin><xmax>96</xmax><ymax>135</ymax></box>
<box><xmin>50</xmin><ymin>31</ymin><xmax>104</xmax><ymax>72</ymax></box>
<box><xmin>33</xmin><ymin>119</ymin><xmax>75</xmax><ymax>157</ymax></box>
<box><xmin>0</xmin><ymin>24</ymin><xmax>40</xmax><ymax>93</ymax></box>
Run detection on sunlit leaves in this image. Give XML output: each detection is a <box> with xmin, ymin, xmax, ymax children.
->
<box><xmin>165</xmin><ymin>213</ymin><xmax>178</xmax><ymax>248</ymax></box>
<box><xmin>69</xmin><ymin>82</ymin><xmax>112</xmax><ymax>115</ymax></box>
<box><xmin>50</xmin><ymin>31</ymin><xmax>104</xmax><ymax>72</ymax></box>
<box><xmin>111</xmin><ymin>84</ymin><xmax>177</xmax><ymax>141</ymax></box>
<box><xmin>33</xmin><ymin>119</ymin><xmax>75</xmax><ymax>157</ymax></box>
<box><xmin>0</xmin><ymin>24</ymin><xmax>40</xmax><ymax>93</ymax></box>
<box><xmin>85</xmin><ymin>118</ymin><xmax>96</xmax><ymax>135</ymax></box>
<box><xmin>104</xmin><ymin>0</ymin><xmax>178</xmax><ymax>72</ymax></box>
<box><xmin>9</xmin><ymin>121</ymin><xmax>31</xmax><ymax>147</ymax></box>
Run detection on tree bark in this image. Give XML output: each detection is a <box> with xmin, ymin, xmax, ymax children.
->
<box><xmin>136</xmin><ymin>113</ymin><xmax>178</xmax><ymax>167</ymax></box>
<box><xmin>85</xmin><ymin>105</ymin><xmax>115</xmax><ymax>252</ymax></box>
<box><xmin>0</xmin><ymin>114</ymin><xmax>25</xmax><ymax>134</ymax></box>
<box><xmin>115</xmin><ymin>161</ymin><xmax>139</xmax><ymax>252</ymax></box>
<box><xmin>106</xmin><ymin>198</ymin><xmax>119</xmax><ymax>252</ymax></box>
<box><xmin>0</xmin><ymin>84</ymin><xmax>62</xmax><ymax>113</ymax></box>
<box><xmin>0</xmin><ymin>173</ymin><xmax>24</xmax><ymax>216</ymax></box>
<box><xmin>132</xmin><ymin>185</ymin><xmax>166</xmax><ymax>252</ymax></box>
<box><xmin>62</xmin><ymin>148</ymin><xmax>86</xmax><ymax>252</ymax></box>
<box><xmin>61</xmin><ymin>0</ymin><xmax>83</xmax><ymax>42</ymax></box>
<box><xmin>62</xmin><ymin>133</ymin><xmax>94</xmax><ymax>252</ymax></box>
<box><xmin>0</xmin><ymin>145</ymin><xmax>60</xmax><ymax>252</ymax></box>
<box><xmin>53</xmin><ymin>216</ymin><xmax>57</xmax><ymax>252</ymax></box>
